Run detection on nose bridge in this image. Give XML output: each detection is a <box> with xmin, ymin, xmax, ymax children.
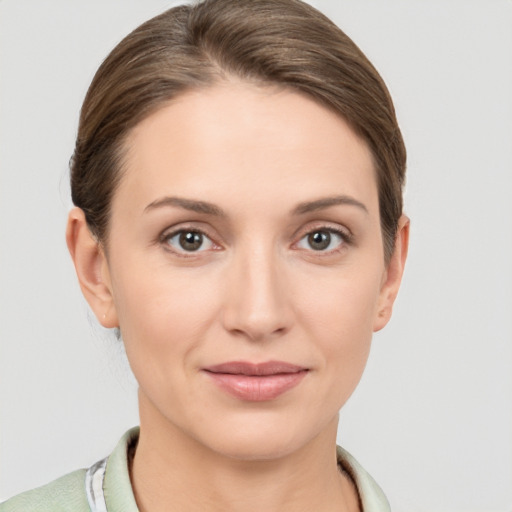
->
<box><xmin>222</xmin><ymin>238</ymin><xmax>291</xmax><ymax>341</ymax></box>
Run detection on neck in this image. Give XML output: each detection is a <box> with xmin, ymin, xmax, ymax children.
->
<box><xmin>131</xmin><ymin>394</ymin><xmax>359</xmax><ymax>512</ymax></box>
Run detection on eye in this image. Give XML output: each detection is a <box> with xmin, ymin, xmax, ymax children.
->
<box><xmin>163</xmin><ymin>230</ymin><xmax>215</xmax><ymax>253</ymax></box>
<box><xmin>296</xmin><ymin>229</ymin><xmax>346</xmax><ymax>252</ymax></box>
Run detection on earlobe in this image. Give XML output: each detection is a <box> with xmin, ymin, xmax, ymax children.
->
<box><xmin>373</xmin><ymin>215</ymin><xmax>410</xmax><ymax>332</ymax></box>
<box><xmin>66</xmin><ymin>207</ymin><xmax>118</xmax><ymax>328</ymax></box>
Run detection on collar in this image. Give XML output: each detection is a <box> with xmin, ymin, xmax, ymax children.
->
<box><xmin>86</xmin><ymin>428</ymin><xmax>390</xmax><ymax>512</ymax></box>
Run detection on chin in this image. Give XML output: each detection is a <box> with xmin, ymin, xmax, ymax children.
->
<box><xmin>209</xmin><ymin>434</ymin><xmax>303</xmax><ymax>462</ymax></box>
<box><xmin>193</xmin><ymin>412</ymin><xmax>332</xmax><ymax>463</ymax></box>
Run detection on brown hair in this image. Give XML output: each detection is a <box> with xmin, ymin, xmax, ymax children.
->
<box><xmin>70</xmin><ymin>0</ymin><xmax>406</xmax><ymax>261</ymax></box>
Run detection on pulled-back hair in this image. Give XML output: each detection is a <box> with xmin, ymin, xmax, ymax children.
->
<box><xmin>70</xmin><ymin>0</ymin><xmax>406</xmax><ymax>261</ymax></box>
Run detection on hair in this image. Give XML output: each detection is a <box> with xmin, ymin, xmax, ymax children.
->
<box><xmin>70</xmin><ymin>0</ymin><xmax>406</xmax><ymax>261</ymax></box>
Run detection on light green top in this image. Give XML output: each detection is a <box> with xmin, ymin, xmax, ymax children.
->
<box><xmin>0</xmin><ymin>427</ymin><xmax>390</xmax><ymax>511</ymax></box>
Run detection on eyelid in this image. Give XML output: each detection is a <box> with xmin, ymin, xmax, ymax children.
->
<box><xmin>293</xmin><ymin>221</ymin><xmax>353</xmax><ymax>243</ymax></box>
<box><xmin>156</xmin><ymin>221</ymin><xmax>353</xmax><ymax>256</ymax></box>
<box><xmin>292</xmin><ymin>223</ymin><xmax>354</xmax><ymax>253</ymax></box>
<box><xmin>158</xmin><ymin>223</ymin><xmax>223</xmax><ymax>255</ymax></box>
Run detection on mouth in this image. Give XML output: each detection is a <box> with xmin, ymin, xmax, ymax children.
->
<box><xmin>202</xmin><ymin>361</ymin><xmax>309</xmax><ymax>401</ymax></box>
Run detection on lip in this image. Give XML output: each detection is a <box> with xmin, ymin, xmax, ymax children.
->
<box><xmin>202</xmin><ymin>361</ymin><xmax>309</xmax><ymax>402</ymax></box>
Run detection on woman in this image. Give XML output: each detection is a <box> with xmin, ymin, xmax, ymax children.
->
<box><xmin>1</xmin><ymin>0</ymin><xmax>408</xmax><ymax>510</ymax></box>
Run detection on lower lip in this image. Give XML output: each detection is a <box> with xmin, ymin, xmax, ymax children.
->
<box><xmin>204</xmin><ymin>371</ymin><xmax>308</xmax><ymax>401</ymax></box>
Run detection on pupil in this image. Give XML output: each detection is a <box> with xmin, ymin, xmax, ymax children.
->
<box><xmin>308</xmin><ymin>231</ymin><xmax>330</xmax><ymax>250</ymax></box>
<box><xmin>179</xmin><ymin>231</ymin><xmax>202</xmax><ymax>251</ymax></box>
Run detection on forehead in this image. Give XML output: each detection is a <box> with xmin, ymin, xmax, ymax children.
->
<box><xmin>116</xmin><ymin>82</ymin><xmax>378</xmax><ymax>216</ymax></box>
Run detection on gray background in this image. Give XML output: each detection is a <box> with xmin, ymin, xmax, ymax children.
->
<box><xmin>1</xmin><ymin>1</ymin><xmax>511</xmax><ymax>510</ymax></box>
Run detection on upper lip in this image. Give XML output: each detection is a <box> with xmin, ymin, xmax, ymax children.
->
<box><xmin>203</xmin><ymin>361</ymin><xmax>308</xmax><ymax>376</ymax></box>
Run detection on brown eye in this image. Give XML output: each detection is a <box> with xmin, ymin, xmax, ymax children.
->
<box><xmin>307</xmin><ymin>231</ymin><xmax>331</xmax><ymax>250</ymax></box>
<box><xmin>296</xmin><ymin>229</ymin><xmax>346</xmax><ymax>252</ymax></box>
<box><xmin>165</xmin><ymin>230</ymin><xmax>213</xmax><ymax>252</ymax></box>
<box><xmin>180</xmin><ymin>231</ymin><xmax>203</xmax><ymax>251</ymax></box>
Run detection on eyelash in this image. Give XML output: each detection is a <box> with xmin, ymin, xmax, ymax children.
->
<box><xmin>294</xmin><ymin>226</ymin><xmax>353</xmax><ymax>254</ymax></box>
<box><xmin>159</xmin><ymin>225</ymin><xmax>353</xmax><ymax>257</ymax></box>
<box><xmin>159</xmin><ymin>226</ymin><xmax>220</xmax><ymax>255</ymax></box>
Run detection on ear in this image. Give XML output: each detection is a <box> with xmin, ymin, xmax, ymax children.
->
<box><xmin>66</xmin><ymin>207</ymin><xmax>118</xmax><ymax>328</ymax></box>
<box><xmin>373</xmin><ymin>215</ymin><xmax>410</xmax><ymax>332</ymax></box>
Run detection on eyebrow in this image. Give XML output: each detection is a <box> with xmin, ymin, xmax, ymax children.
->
<box><xmin>144</xmin><ymin>194</ymin><xmax>368</xmax><ymax>217</ymax></box>
<box><xmin>144</xmin><ymin>197</ymin><xmax>226</xmax><ymax>217</ymax></box>
<box><xmin>292</xmin><ymin>195</ymin><xmax>368</xmax><ymax>215</ymax></box>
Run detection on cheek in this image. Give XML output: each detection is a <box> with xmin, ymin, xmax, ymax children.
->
<box><xmin>295</xmin><ymin>265</ymin><xmax>382</xmax><ymax>378</ymax></box>
<box><xmin>109</xmin><ymin>260</ymin><xmax>221</xmax><ymax>369</ymax></box>
<box><xmin>298</xmin><ymin>264</ymin><xmax>382</xmax><ymax>333</ymax></box>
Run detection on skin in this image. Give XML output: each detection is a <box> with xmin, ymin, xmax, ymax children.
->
<box><xmin>67</xmin><ymin>81</ymin><xmax>409</xmax><ymax>512</ymax></box>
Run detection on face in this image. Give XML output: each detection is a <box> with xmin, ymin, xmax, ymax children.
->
<box><xmin>73</xmin><ymin>81</ymin><xmax>406</xmax><ymax>461</ymax></box>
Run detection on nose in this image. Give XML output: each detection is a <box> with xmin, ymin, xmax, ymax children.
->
<box><xmin>221</xmin><ymin>243</ymin><xmax>293</xmax><ymax>342</ymax></box>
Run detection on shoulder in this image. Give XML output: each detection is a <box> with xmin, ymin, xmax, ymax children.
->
<box><xmin>0</xmin><ymin>428</ymin><xmax>140</xmax><ymax>512</ymax></box>
<box><xmin>0</xmin><ymin>469</ymin><xmax>89</xmax><ymax>512</ymax></box>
